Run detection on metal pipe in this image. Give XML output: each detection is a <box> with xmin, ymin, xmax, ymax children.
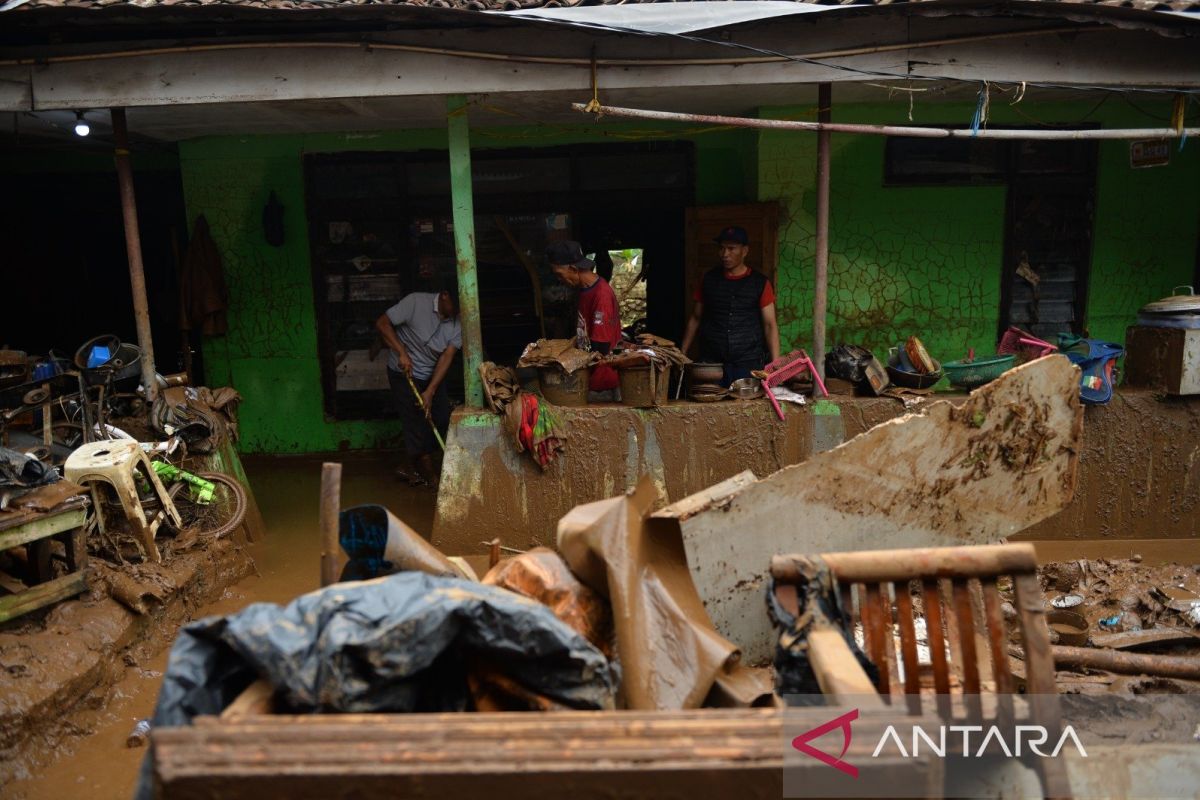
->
<box><xmin>111</xmin><ymin>108</ymin><xmax>159</xmax><ymax>403</ymax></box>
<box><xmin>812</xmin><ymin>83</ymin><xmax>831</xmax><ymax>381</ymax></box>
<box><xmin>574</xmin><ymin>103</ymin><xmax>1200</xmax><ymax>140</ymax></box>
<box><xmin>447</xmin><ymin>95</ymin><xmax>485</xmax><ymax>409</ymax></box>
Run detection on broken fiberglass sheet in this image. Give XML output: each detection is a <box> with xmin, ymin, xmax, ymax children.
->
<box><xmin>496</xmin><ymin>1</ymin><xmax>844</xmax><ymax>35</ymax></box>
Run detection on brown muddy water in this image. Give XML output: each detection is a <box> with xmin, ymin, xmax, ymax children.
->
<box><xmin>5</xmin><ymin>452</ymin><xmax>436</xmax><ymax>800</ymax></box>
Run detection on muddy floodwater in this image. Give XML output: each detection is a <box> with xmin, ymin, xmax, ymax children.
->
<box><xmin>6</xmin><ymin>452</ymin><xmax>436</xmax><ymax>800</ymax></box>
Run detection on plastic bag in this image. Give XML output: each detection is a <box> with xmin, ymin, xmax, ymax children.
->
<box><xmin>824</xmin><ymin>344</ymin><xmax>875</xmax><ymax>384</ymax></box>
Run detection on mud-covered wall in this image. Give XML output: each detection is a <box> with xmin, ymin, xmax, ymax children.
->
<box><xmin>758</xmin><ymin>99</ymin><xmax>1200</xmax><ymax>361</ymax></box>
<box><xmin>179</xmin><ymin>125</ymin><xmax>757</xmax><ymax>453</ymax></box>
<box><xmin>839</xmin><ymin>389</ymin><xmax>1200</xmax><ymax>545</ymax></box>
<box><xmin>431</xmin><ymin>400</ymin><xmax>846</xmax><ymax>554</ymax></box>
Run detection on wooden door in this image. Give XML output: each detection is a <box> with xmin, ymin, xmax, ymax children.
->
<box><xmin>1000</xmin><ymin>141</ymin><xmax>1097</xmax><ymax>341</ymax></box>
<box><xmin>684</xmin><ymin>202</ymin><xmax>780</xmax><ymax>320</ymax></box>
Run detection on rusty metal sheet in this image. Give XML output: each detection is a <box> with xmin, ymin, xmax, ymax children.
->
<box><xmin>657</xmin><ymin>355</ymin><xmax>1084</xmax><ymax>664</ymax></box>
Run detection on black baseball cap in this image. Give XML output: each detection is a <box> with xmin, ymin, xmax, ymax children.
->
<box><xmin>545</xmin><ymin>240</ymin><xmax>595</xmax><ymax>270</ymax></box>
<box><xmin>714</xmin><ymin>226</ymin><xmax>749</xmax><ymax>246</ymax></box>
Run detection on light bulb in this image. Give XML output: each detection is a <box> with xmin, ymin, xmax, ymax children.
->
<box><xmin>74</xmin><ymin>111</ymin><xmax>90</xmax><ymax>137</ymax></box>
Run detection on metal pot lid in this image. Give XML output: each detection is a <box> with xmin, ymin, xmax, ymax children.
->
<box><xmin>1140</xmin><ymin>286</ymin><xmax>1200</xmax><ymax>314</ymax></box>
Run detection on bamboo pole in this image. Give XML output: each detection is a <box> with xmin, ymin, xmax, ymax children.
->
<box><xmin>447</xmin><ymin>95</ymin><xmax>485</xmax><ymax>408</ymax></box>
<box><xmin>1048</xmin><ymin>644</ymin><xmax>1200</xmax><ymax>680</ymax></box>
<box><xmin>812</xmin><ymin>83</ymin><xmax>831</xmax><ymax>380</ymax></box>
<box><xmin>111</xmin><ymin>108</ymin><xmax>159</xmax><ymax>402</ymax></box>
<box><xmin>319</xmin><ymin>462</ymin><xmax>342</xmax><ymax>587</ymax></box>
<box><xmin>573</xmin><ymin>103</ymin><xmax>1200</xmax><ymax>141</ymax></box>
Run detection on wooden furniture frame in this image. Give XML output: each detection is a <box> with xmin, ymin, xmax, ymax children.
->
<box><xmin>0</xmin><ymin>495</ymin><xmax>89</xmax><ymax>623</ymax></box>
<box><xmin>770</xmin><ymin>543</ymin><xmax>1070</xmax><ymax>799</ymax></box>
<box><xmin>153</xmin><ymin>706</ymin><xmax>948</xmax><ymax>800</ymax></box>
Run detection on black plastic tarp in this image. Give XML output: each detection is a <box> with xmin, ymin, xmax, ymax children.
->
<box><xmin>136</xmin><ymin>571</ymin><xmax>618</xmax><ymax>799</ymax></box>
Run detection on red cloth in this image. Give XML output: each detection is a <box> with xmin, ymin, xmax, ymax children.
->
<box><xmin>577</xmin><ymin>277</ymin><xmax>621</xmax><ymax>391</ymax></box>
<box><xmin>693</xmin><ymin>269</ymin><xmax>775</xmax><ymax>308</ymax></box>
<box><xmin>517</xmin><ymin>393</ymin><xmax>564</xmax><ymax>468</ymax></box>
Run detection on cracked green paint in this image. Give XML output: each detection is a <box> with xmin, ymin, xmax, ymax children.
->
<box><xmin>179</xmin><ymin>99</ymin><xmax>1196</xmax><ymax>454</ymax></box>
<box><xmin>811</xmin><ymin>400</ymin><xmax>841</xmax><ymax>416</ymax></box>
<box><xmin>758</xmin><ymin>99</ymin><xmax>1199</xmax><ymax>368</ymax></box>
<box><xmin>179</xmin><ymin>124</ymin><xmax>755</xmax><ymax>453</ymax></box>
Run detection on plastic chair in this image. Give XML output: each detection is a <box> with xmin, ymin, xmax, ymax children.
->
<box><xmin>761</xmin><ymin>350</ymin><xmax>829</xmax><ymax>421</ymax></box>
<box><xmin>64</xmin><ymin>440</ymin><xmax>181</xmax><ymax>563</ymax></box>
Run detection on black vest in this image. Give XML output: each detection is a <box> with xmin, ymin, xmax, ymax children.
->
<box><xmin>698</xmin><ymin>267</ymin><xmax>769</xmax><ymax>367</ymax></box>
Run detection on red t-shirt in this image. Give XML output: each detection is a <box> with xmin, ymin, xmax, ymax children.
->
<box><xmin>578</xmin><ymin>277</ymin><xmax>621</xmax><ymax>391</ymax></box>
<box><xmin>693</xmin><ymin>269</ymin><xmax>776</xmax><ymax>307</ymax></box>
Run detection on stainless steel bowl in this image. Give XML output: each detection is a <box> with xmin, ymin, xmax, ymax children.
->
<box><xmin>728</xmin><ymin>378</ymin><xmax>763</xmax><ymax>400</ymax></box>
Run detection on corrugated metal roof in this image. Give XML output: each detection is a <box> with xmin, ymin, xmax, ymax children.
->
<box><xmin>4</xmin><ymin>0</ymin><xmax>1199</xmax><ymax>15</ymax></box>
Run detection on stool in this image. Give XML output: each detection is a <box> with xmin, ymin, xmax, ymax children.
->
<box><xmin>64</xmin><ymin>440</ymin><xmax>181</xmax><ymax>563</ymax></box>
<box><xmin>761</xmin><ymin>349</ymin><xmax>829</xmax><ymax>421</ymax></box>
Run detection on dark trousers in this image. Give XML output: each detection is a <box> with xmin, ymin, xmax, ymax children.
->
<box><xmin>388</xmin><ymin>369</ymin><xmax>451</xmax><ymax>458</ymax></box>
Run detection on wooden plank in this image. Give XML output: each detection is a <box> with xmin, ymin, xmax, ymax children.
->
<box><xmin>861</xmin><ymin>582</ymin><xmax>885</xmax><ymax>691</ymax></box>
<box><xmin>922</xmin><ymin>579</ymin><xmax>952</xmax><ymax>718</ymax></box>
<box><xmin>0</xmin><ymin>507</ymin><xmax>87</xmax><ymax>550</ymax></box>
<box><xmin>807</xmin><ymin>628</ymin><xmax>886</xmax><ymax>705</ymax></box>
<box><xmin>319</xmin><ymin>462</ymin><xmax>342</xmax><ymax>587</ymax></box>
<box><xmin>940</xmin><ymin>579</ymin><xmax>965</xmax><ymax>686</ymax></box>
<box><xmin>674</xmin><ymin>356</ymin><xmax>1082</xmax><ymax>662</ymax></box>
<box><xmin>1013</xmin><ymin>571</ymin><xmax>1072</xmax><ymax>800</ymax></box>
<box><xmin>29</xmin><ymin>538</ymin><xmax>53</xmax><ymax>584</ymax></box>
<box><xmin>0</xmin><ymin>572</ymin><xmax>87</xmax><ymax>623</ymax></box>
<box><xmin>893</xmin><ymin>580</ymin><xmax>923</xmax><ymax>708</ymax></box>
<box><xmin>63</xmin><ymin>526</ymin><xmax>87</xmax><ymax>573</ymax></box>
<box><xmin>221</xmin><ymin>680</ymin><xmax>275</xmax><ymax>720</ymax></box>
<box><xmin>776</xmin><ymin>543</ymin><xmax>1039</xmax><ymax>583</ymax></box>
<box><xmin>980</xmin><ymin>578</ymin><xmax>1015</xmax><ymax>727</ymax></box>
<box><xmin>153</xmin><ymin>706</ymin><xmax>946</xmax><ymax>800</ymax></box>
<box><xmin>1091</xmin><ymin>629</ymin><xmax>1200</xmax><ymax>650</ymax></box>
<box><xmin>876</xmin><ymin>582</ymin><xmax>900</xmax><ymax>696</ymax></box>
<box><xmin>951</xmin><ymin>579</ymin><xmax>983</xmax><ymax>720</ymax></box>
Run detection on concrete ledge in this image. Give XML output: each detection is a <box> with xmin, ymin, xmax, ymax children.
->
<box><xmin>432</xmin><ymin>400</ymin><xmax>847</xmax><ymax>554</ymax></box>
<box><xmin>433</xmin><ymin>390</ymin><xmax>1200</xmax><ymax>555</ymax></box>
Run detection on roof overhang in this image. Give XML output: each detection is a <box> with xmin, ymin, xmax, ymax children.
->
<box><xmin>0</xmin><ymin>1</ymin><xmax>1196</xmax><ymax>143</ymax></box>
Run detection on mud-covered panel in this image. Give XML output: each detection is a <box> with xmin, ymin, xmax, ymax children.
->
<box><xmin>433</xmin><ymin>403</ymin><xmax>813</xmax><ymax>556</ymax></box>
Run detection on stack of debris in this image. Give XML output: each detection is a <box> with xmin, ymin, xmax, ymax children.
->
<box><xmin>615</xmin><ymin>333</ymin><xmax>690</xmax><ymax>371</ymax></box>
<box><xmin>146</xmin><ymin>475</ymin><xmax>772</xmax><ymax>735</ymax></box>
<box><xmin>517</xmin><ymin>339</ymin><xmax>598</xmax><ymax>374</ymax></box>
<box><xmin>1016</xmin><ymin>556</ymin><xmax>1200</xmax><ymax>691</ymax></box>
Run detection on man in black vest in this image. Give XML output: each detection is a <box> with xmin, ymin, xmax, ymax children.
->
<box><xmin>681</xmin><ymin>225</ymin><xmax>781</xmax><ymax>386</ymax></box>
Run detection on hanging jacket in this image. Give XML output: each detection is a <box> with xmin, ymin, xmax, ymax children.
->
<box><xmin>698</xmin><ymin>266</ymin><xmax>769</xmax><ymax>367</ymax></box>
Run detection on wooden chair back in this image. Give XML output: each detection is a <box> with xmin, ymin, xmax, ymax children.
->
<box><xmin>771</xmin><ymin>543</ymin><xmax>1070</xmax><ymax>797</ymax></box>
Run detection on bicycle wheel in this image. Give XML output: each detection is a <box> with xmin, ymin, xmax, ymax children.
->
<box><xmin>167</xmin><ymin>471</ymin><xmax>247</xmax><ymax>538</ymax></box>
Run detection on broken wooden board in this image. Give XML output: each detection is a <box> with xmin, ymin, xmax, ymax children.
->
<box><xmin>654</xmin><ymin>356</ymin><xmax>1083</xmax><ymax>664</ymax></box>
<box><xmin>1091</xmin><ymin>628</ymin><xmax>1200</xmax><ymax>651</ymax></box>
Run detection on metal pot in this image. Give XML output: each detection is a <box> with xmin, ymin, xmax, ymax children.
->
<box><xmin>1139</xmin><ymin>286</ymin><xmax>1200</xmax><ymax>315</ymax></box>
<box><xmin>1046</xmin><ymin>609</ymin><xmax>1088</xmax><ymax>647</ymax></box>
<box><xmin>688</xmin><ymin>362</ymin><xmax>724</xmax><ymax>384</ymax></box>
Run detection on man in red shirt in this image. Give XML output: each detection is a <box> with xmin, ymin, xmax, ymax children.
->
<box><xmin>547</xmin><ymin>240</ymin><xmax>622</xmax><ymax>399</ymax></box>
<box><xmin>681</xmin><ymin>225</ymin><xmax>781</xmax><ymax>386</ymax></box>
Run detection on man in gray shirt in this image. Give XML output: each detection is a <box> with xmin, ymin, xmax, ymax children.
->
<box><xmin>375</xmin><ymin>285</ymin><xmax>462</xmax><ymax>486</ymax></box>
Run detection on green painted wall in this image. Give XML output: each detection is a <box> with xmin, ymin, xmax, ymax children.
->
<box><xmin>180</xmin><ymin>122</ymin><xmax>757</xmax><ymax>453</ymax></box>
<box><xmin>182</xmin><ymin>97</ymin><xmax>1198</xmax><ymax>454</ymax></box>
<box><xmin>759</xmin><ymin>99</ymin><xmax>1200</xmax><ymax>364</ymax></box>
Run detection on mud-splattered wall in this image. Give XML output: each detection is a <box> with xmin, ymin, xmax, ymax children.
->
<box><xmin>179</xmin><ymin>125</ymin><xmax>757</xmax><ymax>452</ymax></box>
<box><xmin>758</xmin><ymin>99</ymin><xmax>1200</xmax><ymax>362</ymax></box>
